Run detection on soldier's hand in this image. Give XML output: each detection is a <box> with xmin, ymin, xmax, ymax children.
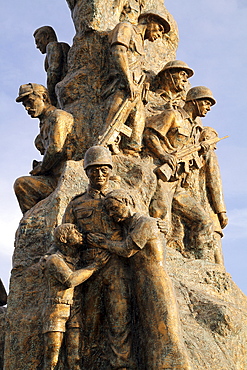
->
<box><xmin>200</xmin><ymin>142</ymin><xmax>211</xmax><ymax>153</ymax></box>
<box><xmin>127</xmin><ymin>81</ymin><xmax>137</xmax><ymax>101</ymax></box>
<box><xmin>30</xmin><ymin>162</ymin><xmax>43</xmax><ymax>176</ymax></box>
<box><xmin>157</xmin><ymin>219</ymin><xmax>169</xmax><ymax>235</ymax></box>
<box><xmin>218</xmin><ymin>212</ymin><xmax>228</xmax><ymax>229</ymax></box>
<box><xmin>160</xmin><ymin>153</ymin><xmax>177</xmax><ymax>170</ymax></box>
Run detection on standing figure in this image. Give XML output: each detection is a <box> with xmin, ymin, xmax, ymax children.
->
<box><xmin>63</xmin><ymin>146</ymin><xmax>134</xmax><ymax>369</ymax></box>
<box><xmin>88</xmin><ymin>189</ymin><xmax>192</xmax><ymax>370</ymax></box>
<box><xmin>102</xmin><ymin>12</ymin><xmax>171</xmax><ymax>154</ymax></box>
<box><xmin>41</xmin><ymin>223</ymin><xmax>109</xmax><ymax>370</ymax></box>
<box><xmin>199</xmin><ymin>127</ymin><xmax>228</xmax><ymax>264</ymax></box>
<box><xmin>143</xmin><ymin>86</ymin><xmax>217</xmax><ymax>257</ymax></box>
<box><xmin>33</xmin><ymin>26</ymin><xmax>70</xmax><ymax>107</ymax></box>
<box><xmin>14</xmin><ymin>83</ymin><xmax>74</xmax><ymax>213</ymax></box>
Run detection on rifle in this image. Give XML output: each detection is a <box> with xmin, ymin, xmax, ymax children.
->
<box><xmin>98</xmin><ymin>75</ymin><xmax>146</xmax><ymax>147</ymax></box>
<box><xmin>156</xmin><ymin>135</ymin><xmax>229</xmax><ymax>182</ymax></box>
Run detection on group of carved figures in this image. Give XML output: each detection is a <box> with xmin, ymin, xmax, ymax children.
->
<box><xmin>13</xmin><ymin>9</ymin><xmax>228</xmax><ymax>370</ymax></box>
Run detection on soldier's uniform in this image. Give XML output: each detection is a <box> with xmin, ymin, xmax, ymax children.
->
<box><xmin>103</xmin><ymin>21</ymin><xmax>147</xmax><ymax>152</ymax></box>
<box><xmin>63</xmin><ymin>185</ymin><xmax>133</xmax><ymax>369</ymax></box>
<box><xmin>14</xmin><ymin>105</ymin><xmax>74</xmax><ymax>213</ymax></box>
<box><xmin>144</xmin><ymin>107</ymin><xmax>213</xmax><ymax>251</ymax></box>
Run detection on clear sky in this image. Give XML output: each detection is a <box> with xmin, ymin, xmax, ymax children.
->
<box><xmin>0</xmin><ymin>0</ymin><xmax>246</xmax><ymax>295</ymax></box>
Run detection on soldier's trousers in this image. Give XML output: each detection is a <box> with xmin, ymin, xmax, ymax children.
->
<box><xmin>14</xmin><ymin>175</ymin><xmax>58</xmax><ymax>213</ymax></box>
<box><xmin>150</xmin><ymin>179</ymin><xmax>213</xmax><ymax>249</ymax></box>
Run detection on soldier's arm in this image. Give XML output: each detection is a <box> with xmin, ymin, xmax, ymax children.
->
<box><xmin>39</xmin><ymin>112</ymin><xmax>73</xmax><ymax>174</ymax></box>
<box><xmin>110</xmin><ymin>22</ymin><xmax>137</xmax><ymax>100</ymax></box>
<box><xmin>111</xmin><ymin>44</ymin><xmax>136</xmax><ymax>100</ymax></box>
<box><xmin>143</xmin><ymin>111</ymin><xmax>177</xmax><ymax>169</ymax></box>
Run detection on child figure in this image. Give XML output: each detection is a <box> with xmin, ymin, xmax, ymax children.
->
<box><xmin>41</xmin><ymin>223</ymin><xmax>109</xmax><ymax>370</ymax></box>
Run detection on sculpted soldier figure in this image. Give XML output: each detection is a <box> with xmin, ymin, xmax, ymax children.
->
<box><xmin>146</xmin><ymin>60</ymin><xmax>194</xmax><ymax>115</ymax></box>
<box><xmin>14</xmin><ymin>83</ymin><xmax>74</xmax><ymax>213</ymax></box>
<box><xmin>101</xmin><ymin>12</ymin><xmax>171</xmax><ymax>154</ymax></box>
<box><xmin>63</xmin><ymin>146</ymin><xmax>133</xmax><ymax>369</ymax></box>
<box><xmin>199</xmin><ymin>127</ymin><xmax>228</xmax><ymax>264</ymax></box>
<box><xmin>33</xmin><ymin>26</ymin><xmax>70</xmax><ymax>107</ymax></box>
<box><xmin>41</xmin><ymin>223</ymin><xmax>109</xmax><ymax>370</ymax></box>
<box><xmin>144</xmin><ymin>86</ymin><xmax>217</xmax><ymax>256</ymax></box>
<box><xmin>88</xmin><ymin>189</ymin><xmax>191</xmax><ymax>370</ymax></box>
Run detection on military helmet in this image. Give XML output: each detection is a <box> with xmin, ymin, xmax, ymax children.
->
<box><xmin>186</xmin><ymin>86</ymin><xmax>216</xmax><ymax>106</ymax></box>
<box><xmin>138</xmin><ymin>11</ymin><xmax>171</xmax><ymax>33</ymax></box>
<box><xmin>83</xmin><ymin>146</ymin><xmax>113</xmax><ymax>170</ymax></box>
<box><xmin>158</xmin><ymin>60</ymin><xmax>194</xmax><ymax>78</ymax></box>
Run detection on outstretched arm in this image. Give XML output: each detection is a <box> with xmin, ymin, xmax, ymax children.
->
<box><xmin>64</xmin><ymin>250</ymin><xmax>110</xmax><ymax>287</ymax></box>
<box><xmin>87</xmin><ymin>233</ymin><xmax>139</xmax><ymax>258</ymax></box>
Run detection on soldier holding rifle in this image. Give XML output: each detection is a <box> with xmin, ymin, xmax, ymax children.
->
<box><xmin>101</xmin><ymin>11</ymin><xmax>171</xmax><ymax>154</ymax></box>
<box><xmin>144</xmin><ymin>86</ymin><xmax>223</xmax><ymax>257</ymax></box>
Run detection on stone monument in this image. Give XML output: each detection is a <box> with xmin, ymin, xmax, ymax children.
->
<box><xmin>2</xmin><ymin>0</ymin><xmax>247</xmax><ymax>369</ymax></box>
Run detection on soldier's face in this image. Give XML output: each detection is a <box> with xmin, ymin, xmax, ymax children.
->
<box><xmin>22</xmin><ymin>94</ymin><xmax>46</xmax><ymax>118</ymax></box>
<box><xmin>34</xmin><ymin>33</ymin><xmax>48</xmax><ymax>54</ymax></box>
<box><xmin>171</xmin><ymin>70</ymin><xmax>189</xmax><ymax>91</ymax></box>
<box><xmin>197</xmin><ymin>99</ymin><xmax>212</xmax><ymax>117</ymax></box>
<box><xmin>145</xmin><ymin>22</ymin><xmax>163</xmax><ymax>42</ymax></box>
<box><xmin>105</xmin><ymin>198</ymin><xmax>130</xmax><ymax>223</ymax></box>
<box><xmin>87</xmin><ymin>165</ymin><xmax>111</xmax><ymax>189</ymax></box>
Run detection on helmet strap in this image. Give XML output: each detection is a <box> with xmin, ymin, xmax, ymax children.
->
<box><xmin>192</xmin><ymin>100</ymin><xmax>201</xmax><ymax>117</ymax></box>
<box><xmin>168</xmin><ymin>71</ymin><xmax>180</xmax><ymax>93</ymax></box>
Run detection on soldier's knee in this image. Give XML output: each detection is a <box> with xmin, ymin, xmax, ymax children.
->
<box><xmin>13</xmin><ymin>176</ymin><xmax>29</xmax><ymax>195</ymax></box>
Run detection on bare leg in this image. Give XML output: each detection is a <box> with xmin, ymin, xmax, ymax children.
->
<box><xmin>66</xmin><ymin>328</ymin><xmax>81</xmax><ymax>370</ymax></box>
<box><xmin>43</xmin><ymin>331</ymin><xmax>63</xmax><ymax>370</ymax></box>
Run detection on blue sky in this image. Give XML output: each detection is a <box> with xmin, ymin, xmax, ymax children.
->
<box><xmin>0</xmin><ymin>0</ymin><xmax>246</xmax><ymax>294</ymax></box>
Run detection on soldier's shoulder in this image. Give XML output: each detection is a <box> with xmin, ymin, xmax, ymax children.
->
<box><xmin>50</xmin><ymin>108</ymin><xmax>74</xmax><ymax>122</ymax></box>
<box><xmin>110</xmin><ymin>21</ymin><xmax>134</xmax><ymax>43</ymax></box>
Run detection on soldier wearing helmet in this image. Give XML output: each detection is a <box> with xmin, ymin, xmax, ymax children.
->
<box><xmin>143</xmin><ymin>86</ymin><xmax>217</xmax><ymax>256</ymax></box>
<box><xmin>146</xmin><ymin>60</ymin><xmax>194</xmax><ymax>115</ymax></box>
<box><xmin>14</xmin><ymin>83</ymin><xmax>74</xmax><ymax>214</ymax></box>
<box><xmin>102</xmin><ymin>11</ymin><xmax>170</xmax><ymax>154</ymax></box>
<box><xmin>62</xmin><ymin>146</ymin><xmax>133</xmax><ymax>369</ymax></box>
